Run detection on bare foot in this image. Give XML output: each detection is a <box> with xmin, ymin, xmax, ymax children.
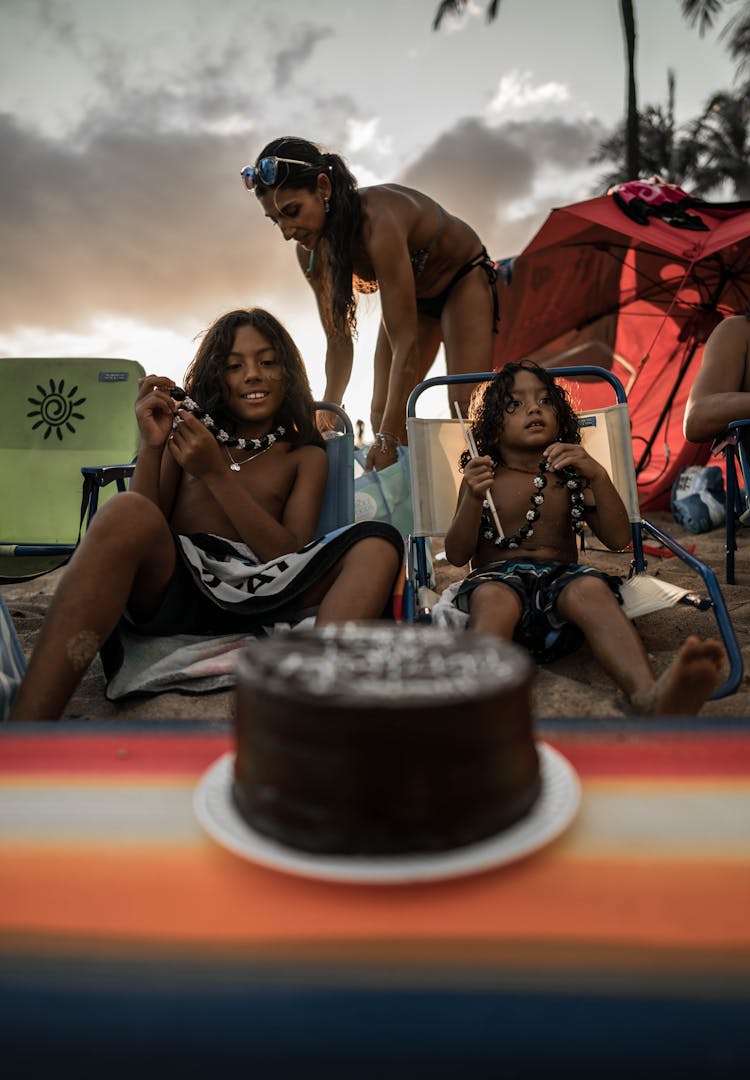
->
<box><xmin>631</xmin><ymin>636</ymin><xmax>725</xmax><ymax>716</ymax></box>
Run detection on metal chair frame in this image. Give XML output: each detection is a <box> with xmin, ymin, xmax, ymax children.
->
<box><xmin>405</xmin><ymin>366</ymin><xmax>743</xmax><ymax>700</ymax></box>
<box><xmin>721</xmin><ymin>419</ymin><xmax>750</xmax><ymax>585</ymax></box>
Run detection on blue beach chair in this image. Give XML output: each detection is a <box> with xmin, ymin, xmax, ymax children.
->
<box><xmin>405</xmin><ymin>366</ymin><xmax>743</xmax><ymax>700</ymax></box>
<box><xmin>715</xmin><ymin>419</ymin><xmax>750</xmax><ymax>585</ymax></box>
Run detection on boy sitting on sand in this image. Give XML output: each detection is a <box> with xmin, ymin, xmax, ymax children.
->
<box><xmin>10</xmin><ymin>308</ymin><xmax>402</xmax><ymax>721</ymax></box>
<box><xmin>443</xmin><ymin>361</ymin><xmax>724</xmax><ymax>715</ymax></box>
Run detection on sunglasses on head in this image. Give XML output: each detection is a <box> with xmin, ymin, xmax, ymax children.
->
<box><xmin>240</xmin><ymin>156</ymin><xmax>313</xmax><ymax>190</ymax></box>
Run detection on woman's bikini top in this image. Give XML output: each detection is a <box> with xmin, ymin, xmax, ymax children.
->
<box><xmin>409</xmin><ymin>204</ymin><xmax>445</xmax><ymax>278</ymax></box>
<box><xmin>305</xmin><ymin>204</ymin><xmax>446</xmax><ymax>293</ymax></box>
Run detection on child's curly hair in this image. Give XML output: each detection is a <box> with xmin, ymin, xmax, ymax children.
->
<box><xmin>460</xmin><ymin>360</ymin><xmax>580</xmax><ymax>470</ymax></box>
<box><xmin>183</xmin><ymin>308</ymin><xmax>324</xmax><ymax>449</ymax></box>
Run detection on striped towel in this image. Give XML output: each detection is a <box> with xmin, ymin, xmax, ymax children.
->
<box><xmin>0</xmin><ymin>594</ymin><xmax>25</xmax><ymax>722</ymax></box>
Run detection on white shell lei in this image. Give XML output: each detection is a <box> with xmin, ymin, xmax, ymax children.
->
<box><xmin>170</xmin><ymin>387</ymin><xmax>285</xmax><ymax>451</ymax></box>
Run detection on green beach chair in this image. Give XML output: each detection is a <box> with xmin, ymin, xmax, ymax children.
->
<box><xmin>0</xmin><ymin>357</ymin><xmax>145</xmax><ymax>580</ymax></box>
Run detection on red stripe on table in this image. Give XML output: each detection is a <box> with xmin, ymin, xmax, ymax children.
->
<box><xmin>544</xmin><ymin>734</ymin><xmax>750</xmax><ymax>777</ymax></box>
<box><xmin>0</xmin><ymin>733</ymin><xmax>232</xmax><ymax>774</ymax></box>
<box><xmin>1</xmin><ymin>732</ymin><xmax>749</xmax><ymax>778</ymax></box>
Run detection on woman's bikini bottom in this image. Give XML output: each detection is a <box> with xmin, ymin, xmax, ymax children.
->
<box><xmin>415</xmin><ymin>247</ymin><xmax>499</xmax><ymax>329</ymax></box>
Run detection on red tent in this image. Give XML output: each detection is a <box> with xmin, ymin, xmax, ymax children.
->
<box><xmin>494</xmin><ymin>189</ymin><xmax>750</xmax><ymax>509</ymax></box>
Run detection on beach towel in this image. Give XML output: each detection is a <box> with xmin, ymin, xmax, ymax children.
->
<box><xmin>102</xmin><ymin>521</ymin><xmax>403</xmax><ymax>700</ymax></box>
<box><xmin>0</xmin><ymin>595</ymin><xmax>26</xmax><ymax>722</ymax></box>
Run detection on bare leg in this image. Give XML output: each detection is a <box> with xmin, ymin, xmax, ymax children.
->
<box><xmin>298</xmin><ymin>537</ymin><xmax>403</xmax><ymax>623</ymax></box>
<box><xmin>370</xmin><ymin>315</ymin><xmax>442</xmax><ymax>442</ymax></box>
<box><xmin>630</xmin><ymin>637</ymin><xmax>725</xmax><ymax>716</ymax></box>
<box><xmin>468</xmin><ymin>581</ymin><xmax>523</xmax><ymax>638</ymax></box>
<box><xmin>556</xmin><ymin>575</ymin><xmax>723</xmax><ymax>715</ymax></box>
<box><xmin>441</xmin><ymin>263</ymin><xmax>496</xmax><ymax>418</ymax></box>
<box><xmin>9</xmin><ymin>493</ymin><xmax>176</xmax><ymax>722</ymax></box>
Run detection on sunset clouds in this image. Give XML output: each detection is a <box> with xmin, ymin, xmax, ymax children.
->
<box><xmin>0</xmin><ymin>0</ymin><xmax>730</xmax><ymax>423</ymax></box>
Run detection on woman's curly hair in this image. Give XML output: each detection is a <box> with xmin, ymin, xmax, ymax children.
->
<box><xmin>183</xmin><ymin>308</ymin><xmax>324</xmax><ymax>449</ymax></box>
<box><xmin>460</xmin><ymin>360</ymin><xmax>580</xmax><ymax>470</ymax></box>
<box><xmin>252</xmin><ymin>136</ymin><xmax>361</xmax><ymax>342</ymax></box>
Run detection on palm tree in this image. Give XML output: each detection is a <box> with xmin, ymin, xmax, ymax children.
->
<box><xmin>620</xmin><ymin>0</ymin><xmax>639</xmax><ymax>180</ymax></box>
<box><xmin>590</xmin><ymin>71</ymin><xmax>690</xmax><ymax>191</ymax></box>
<box><xmin>433</xmin><ymin>0</ymin><xmax>641</xmax><ymax>178</ymax></box>
<box><xmin>679</xmin><ymin>2</ymin><xmax>750</xmax><ymax>198</ymax></box>
<box><xmin>684</xmin><ymin>89</ymin><xmax>750</xmax><ymax>198</ymax></box>
<box><xmin>680</xmin><ymin>0</ymin><xmax>750</xmax><ymax>81</ymax></box>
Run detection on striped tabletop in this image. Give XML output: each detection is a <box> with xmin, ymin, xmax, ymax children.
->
<box><xmin>1</xmin><ymin>719</ymin><xmax>749</xmax><ymax>1075</ymax></box>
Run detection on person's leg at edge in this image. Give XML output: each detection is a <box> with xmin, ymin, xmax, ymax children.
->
<box><xmin>370</xmin><ymin>316</ymin><xmax>441</xmax><ymax>443</ymax></box>
<box><xmin>370</xmin><ymin>321</ymin><xmax>392</xmax><ymax>441</ymax></box>
<box><xmin>555</xmin><ymin>574</ymin><xmax>724</xmax><ymax>715</ymax></box>
<box><xmin>297</xmin><ymin>537</ymin><xmax>403</xmax><ymax>623</ymax></box>
<box><xmin>467</xmin><ymin>581</ymin><xmax>523</xmax><ymax>638</ymax></box>
<box><xmin>440</xmin><ymin>265</ymin><xmax>496</xmax><ymax>419</ymax></box>
<box><xmin>9</xmin><ymin>492</ymin><xmax>176</xmax><ymax>722</ymax></box>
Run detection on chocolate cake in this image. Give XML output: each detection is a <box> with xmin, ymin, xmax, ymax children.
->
<box><xmin>233</xmin><ymin>624</ymin><xmax>539</xmax><ymax>855</ymax></box>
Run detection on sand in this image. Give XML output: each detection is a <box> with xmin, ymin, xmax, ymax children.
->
<box><xmin>2</xmin><ymin>509</ymin><xmax>749</xmax><ymax>721</ymax></box>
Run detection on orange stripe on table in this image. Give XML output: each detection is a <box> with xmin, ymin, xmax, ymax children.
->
<box><xmin>2</xmin><ymin>848</ymin><xmax>749</xmax><ymax>948</ymax></box>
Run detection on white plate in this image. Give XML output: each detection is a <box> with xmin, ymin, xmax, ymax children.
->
<box><xmin>193</xmin><ymin>743</ymin><xmax>580</xmax><ymax>885</ymax></box>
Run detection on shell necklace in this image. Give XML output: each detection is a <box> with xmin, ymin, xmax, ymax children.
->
<box><xmin>170</xmin><ymin>387</ymin><xmax>285</xmax><ymax>451</ymax></box>
<box><xmin>482</xmin><ymin>458</ymin><xmax>586</xmax><ymax>550</ymax></box>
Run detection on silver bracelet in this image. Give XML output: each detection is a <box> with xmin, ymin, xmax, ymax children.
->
<box><xmin>375</xmin><ymin>431</ymin><xmax>400</xmax><ymax>454</ymax></box>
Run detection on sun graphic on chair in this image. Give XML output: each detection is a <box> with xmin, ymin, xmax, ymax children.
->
<box><xmin>27</xmin><ymin>380</ymin><xmax>87</xmax><ymax>441</ymax></box>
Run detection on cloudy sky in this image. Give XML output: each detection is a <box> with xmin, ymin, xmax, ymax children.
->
<box><xmin>0</xmin><ymin>0</ymin><xmax>732</xmax><ymax>429</ymax></box>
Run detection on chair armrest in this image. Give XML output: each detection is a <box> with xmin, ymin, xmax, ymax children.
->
<box><xmin>80</xmin><ymin>464</ymin><xmax>136</xmax><ymax>530</ymax></box>
<box><xmin>80</xmin><ymin>464</ymin><xmax>136</xmax><ymax>487</ymax></box>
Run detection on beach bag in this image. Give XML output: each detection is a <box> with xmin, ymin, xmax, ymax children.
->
<box><xmin>670</xmin><ymin>465</ymin><xmax>726</xmax><ymax>534</ymax></box>
<box><xmin>354</xmin><ymin>445</ymin><xmax>414</xmax><ymax>543</ymax></box>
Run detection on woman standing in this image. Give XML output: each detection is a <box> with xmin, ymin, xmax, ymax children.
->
<box><xmin>243</xmin><ymin>136</ymin><xmax>499</xmax><ymax>470</ymax></box>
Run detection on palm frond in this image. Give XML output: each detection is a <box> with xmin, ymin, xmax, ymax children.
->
<box><xmin>433</xmin><ymin>0</ymin><xmax>502</xmax><ymax>30</ymax></box>
<box><xmin>433</xmin><ymin>1</ymin><xmax>468</xmax><ymax>30</ymax></box>
<box><xmin>681</xmin><ymin>0</ymin><xmax>725</xmax><ymax>37</ymax></box>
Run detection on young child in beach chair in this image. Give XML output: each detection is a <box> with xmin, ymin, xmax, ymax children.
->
<box><xmin>443</xmin><ymin>361</ymin><xmax>724</xmax><ymax>716</ymax></box>
<box><xmin>9</xmin><ymin>308</ymin><xmax>402</xmax><ymax>722</ymax></box>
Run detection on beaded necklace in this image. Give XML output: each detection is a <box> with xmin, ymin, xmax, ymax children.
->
<box><xmin>169</xmin><ymin>387</ymin><xmax>285</xmax><ymax>451</ymax></box>
<box><xmin>481</xmin><ymin>458</ymin><xmax>586</xmax><ymax>550</ymax></box>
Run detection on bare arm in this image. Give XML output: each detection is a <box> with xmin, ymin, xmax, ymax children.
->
<box><xmin>129</xmin><ymin>376</ymin><xmax>181</xmax><ymax>516</ymax></box>
<box><xmin>544</xmin><ymin>442</ymin><xmax>631</xmax><ymax>552</ymax></box>
<box><xmin>684</xmin><ymin>317</ymin><xmax>750</xmax><ymax>443</ymax></box>
<box><xmin>296</xmin><ymin>243</ymin><xmax>355</xmax><ymax>432</ymax></box>
<box><xmin>444</xmin><ymin>457</ymin><xmax>495</xmax><ymax>567</ymax></box>
<box><xmin>170</xmin><ymin>412</ymin><xmax>329</xmax><ymax>559</ymax></box>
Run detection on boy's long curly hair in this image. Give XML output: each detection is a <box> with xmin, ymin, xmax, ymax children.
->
<box><xmin>252</xmin><ymin>136</ymin><xmax>361</xmax><ymax>342</ymax></box>
<box><xmin>182</xmin><ymin>308</ymin><xmax>324</xmax><ymax>449</ymax></box>
<box><xmin>460</xmin><ymin>360</ymin><xmax>580</xmax><ymax>470</ymax></box>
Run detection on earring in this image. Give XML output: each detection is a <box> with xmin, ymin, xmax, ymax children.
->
<box><xmin>324</xmin><ymin>197</ymin><xmax>330</xmax><ymax>214</ymax></box>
